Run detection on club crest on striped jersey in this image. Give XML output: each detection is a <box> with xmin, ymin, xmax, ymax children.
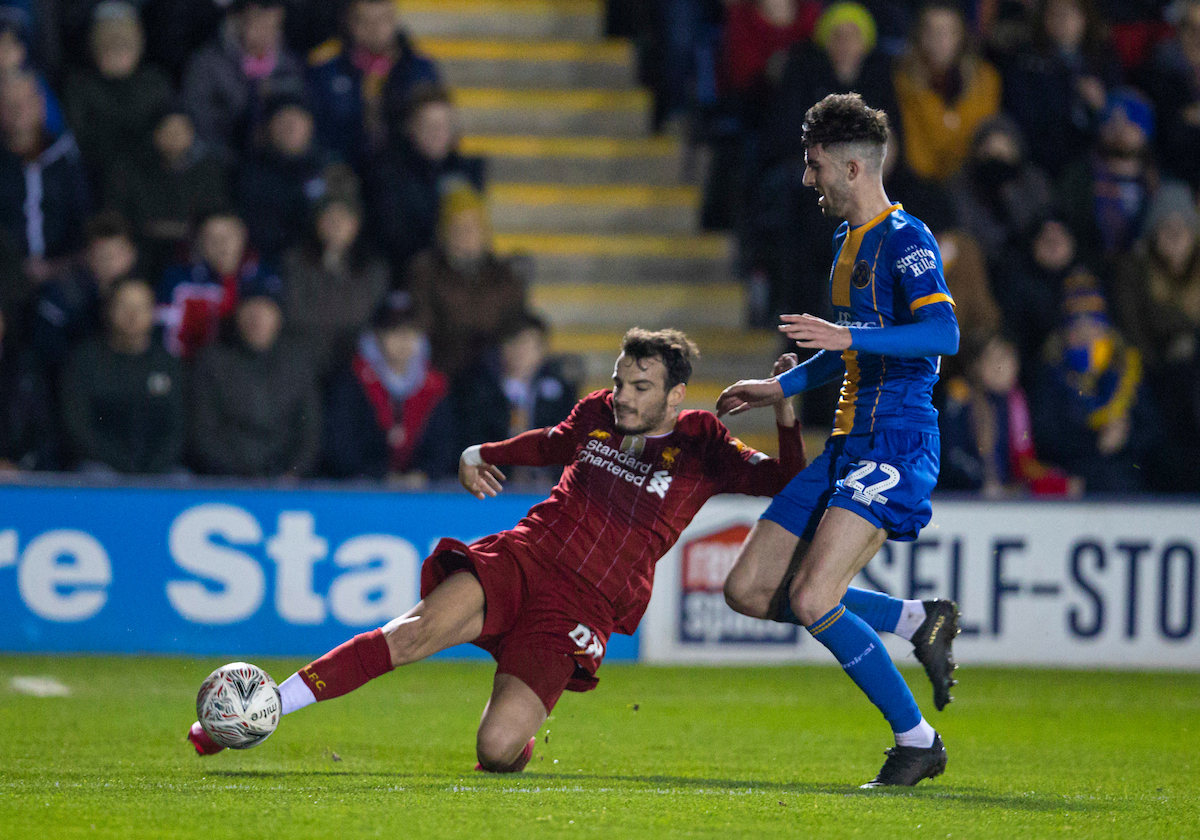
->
<box><xmin>851</xmin><ymin>259</ymin><xmax>873</xmax><ymax>289</ymax></box>
<box><xmin>620</xmin><ymin>435</ymin><xmax>646</xmax><ymax>459</ymax></box>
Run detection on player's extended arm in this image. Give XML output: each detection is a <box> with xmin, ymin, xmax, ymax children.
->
<box><xmin>716</xmin><ymin>349</ymin><xmax>845</xmax><ymax>416</ymax></box>
<box><xmin>779</xmin><ymin>302</ymin><xmax>960</xmax><ymax>358</ymax></box>
<box><xmin>458</xmin><ymin>406</ymin><xmax>587</xmax><ymax>498</ymax></box>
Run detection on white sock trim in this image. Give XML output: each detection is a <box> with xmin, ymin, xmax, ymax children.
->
<box><xmin>279</xmin><ymin>673</ymin><xmax>316</xmax><ymax>715</ymax></box>
<box><xmin>894</xmin><ymin>600</ymin><xmax>927</xmax><ymax>641</ymax></box>
<box><xmin>894</xmin><ymin>718</ymin><xmax>936</xmax><ymax>749</ymax></box>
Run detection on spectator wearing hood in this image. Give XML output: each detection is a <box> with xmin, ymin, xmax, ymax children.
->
<box><xmin>1055</xmin><ymin>87</ymin><xmax>1158</xmax><ymax>267</ymax></box>
<box><xmin>238</xmin><ymin>92</ymin><xmax>339</xmax><ymax>262</ymax></box>
<box><xmin>997</xmin><ymin>0</ymin><xmax>1120</xmax><ymax>178</ymax></box>
<box><xmin>1031</xmin><ymin>274</ymin><xmax>1161</xmax><ymax>493</ymax></box>
<box><xmin>408</xmin><ymin>182</ymin><xmax>527</xmax><ymax>381</ymax></box>
<box><xmin>106</xmin><ymin>104</ymin><xmax>230</xmax><ymax>283</ymax></box>
<box><xmin>948</xmin><ymin>115</ymin><xmax>1054</xmax><ymax>272</ymax></box>
<box><xmin>180</xmin><ymin>0</ymin><xmax>306</xmax><ymax>163</ymax></box>
<box><xmin>189</xmin><ymin>270</ymin><xmax>321</xmax><ymax>477</ymax></box>
<box><xmin>993</xmin><ymin>215</ymin><xmax>1087</xmax><ymax>379</ymax></box>
<box><xmin>62</xmin><ymin>1</ymin><xmax>173</xmax><ymax>196</ymax></box>
<box><xmin>280</xmin><ymin>165</ymin><xmax>390</xmax><ymax>381</ymax></box>
<box><xmin>59</xmin><ymin>275</ymin><xmax>185</xmax><ymax>474</ymax></box>
<box><xmin>0</xmin><ymin>70</ymin><xmax>90</xmax><ymax>286</ymax></box>
<box><xmin>761</xmin><ymin>2</ymin><xmax>898</xmax><ymax>168</ymax></box>
<box><xmin>322</xmin><ymin>292</ymin><xmax>456</xmax><ymax>482</ymax></box>
<box><xmin>370</xmin><ymin>83</ymin><xmax>485</xmax><ymax>281</ymax></box>
<box><xmin>306</xmin><ymin>0</ymin><xmax>438</xmax><ymax>171</ymax></box>
<box><xmin>157</xmin><ymin>209</ymin><xmax>279</xmax><ymax>360</ymax></box>
<box><xmin>1110</xmin><ymin>181</ymin><xmax>1200</xmax><ymax>489</ymax></box>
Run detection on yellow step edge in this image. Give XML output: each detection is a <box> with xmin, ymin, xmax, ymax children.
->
<box><xmin>461</xmin><ymin>134</ymin><xmax>679</xmax><ymax>158</ymax></box>
<box><xmin>495</xmin><ymin>232</ymin><xmax>730</xmax><ymax>259</ymax></box>
<box><xmin>398</xmin><ymin>0</ymin><xmax>602</xmax><ymax>15</ymax></box>
<box><xmin>454</xmin><ymin>88</ymin><xmax>649</xmax><ymax>111</ymax></box>
<box><xmin>489</xmin><ymin>183</ymin><xmax>699</xmax><ymax>208</ymax></box>
<box><xmin>417</xmin><ymin>37</ymin><xmax>631</xmax><ymax>63</ymax></box>
<box><xmin>550</xmin><ymin>328</ymin><xmax>776</xmax><ymax>356</ymax></box>
<box><xmin>532</xmin><ymin>282</ymin><xmax>744</xmax><ymax>306</ymax></box>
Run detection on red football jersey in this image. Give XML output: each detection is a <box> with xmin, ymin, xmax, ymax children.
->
<box><xmin>479</xmin><ymin>390</ymin><xmax>805</xmax><ymax>634</ymax></box>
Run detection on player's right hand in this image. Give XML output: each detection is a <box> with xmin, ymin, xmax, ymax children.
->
<box><xmin>715</xmin><ymin>378</ymin><xmax>785</xmax><ymax>417</ymax></box>
<box><xmin>459</xmin><ymin>449</ymin><xmax>507</xmax><ymax>499</ymax></box>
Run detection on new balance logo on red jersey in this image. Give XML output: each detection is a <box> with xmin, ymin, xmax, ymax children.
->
<box><xmin>647</xmin><ymin>470</ymin><xmax>673</xmax><ymax>498</ymax></box>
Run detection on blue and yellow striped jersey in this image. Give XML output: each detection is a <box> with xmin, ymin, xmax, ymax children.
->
<box><xmin>827</xmin><ymin>204</ymin><xmax>954</xmax><ymax>436</ymax></box>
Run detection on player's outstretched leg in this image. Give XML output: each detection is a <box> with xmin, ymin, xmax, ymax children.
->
<box><xmin>791</xmin><ymin>508</ymin><xmax>945</xmax><ymax>787</ymax></box>
<box><xmin>186</xmin><ymin>571</ymin><xmax>487</xmax><ymax>756</ymax></box>
<box><xmin>474</xmin><ymin>673</ymin><xmax>548</xmax><ymax>773</ymax></box>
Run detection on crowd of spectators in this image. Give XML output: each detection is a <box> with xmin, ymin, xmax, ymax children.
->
<box><xmin>617</xmin><ymin>0</ymin><xmax>1200</xmax><ymax>495</ymax></box>
<box><xmin>1</xmin><ymin>0</ymin><xmax>1198</xmax><ymax>497</ymax></box>
<box><xmin>0</xmin><ymin>0</ymin><xmax>577</xmax><ymax>485</ymax></box>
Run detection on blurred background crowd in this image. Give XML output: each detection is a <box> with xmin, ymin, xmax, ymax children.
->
<box><xmin>0</xmin><ymin>0</ymin><xmax>1197</xmax><ymax>497</ymax></box>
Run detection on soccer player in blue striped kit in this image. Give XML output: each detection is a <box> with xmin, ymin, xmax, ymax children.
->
<box><xmin>717</xmin><ymin>93</ymin><xmax>961</xmax><ymax>787</ymax></box>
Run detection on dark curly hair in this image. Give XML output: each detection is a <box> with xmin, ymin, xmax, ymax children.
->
<box><xmin>802</xmin><ymin>93</ymin><xmax>890</xmax><ymax>152</ymax></box>
<box><xmin>621</xmin><ymin>327</ymin><xmax>700</xmax><ymax>389</ymax></box>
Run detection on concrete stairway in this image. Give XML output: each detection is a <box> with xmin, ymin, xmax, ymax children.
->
<box><xmin>399</xmin><ymin>0</ymin><xmax>789</xmax><ymax>453</ymax></box>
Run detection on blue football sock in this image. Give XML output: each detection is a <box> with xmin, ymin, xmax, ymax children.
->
<box><xmin>839</xmin><ymin>587</ymin><xmax>904</xmax><ymax>634</ymax></box>
<box><xmin>771</xmin><ymin>587</ymin><xmax>904</xmax><ymax>635</ymax></box>
<box><xmin>807</xmin><ymin>604</ymin><xmax>922</xmax><ymax>733</ymax></box>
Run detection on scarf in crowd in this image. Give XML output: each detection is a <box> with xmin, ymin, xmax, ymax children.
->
<box><xmin>352</xmin><ymin>332</ymin><xmax>447</xmax><ymax>473</ymax></box>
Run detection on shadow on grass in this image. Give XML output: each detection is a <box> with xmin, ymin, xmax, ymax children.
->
<box><xmin>202</xmin><ymin>768</ymin><xmax>1112</xmax><ymax>813</ymax></box>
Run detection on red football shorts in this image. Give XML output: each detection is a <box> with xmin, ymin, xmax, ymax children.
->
<box><xmin>420</xmin><ymin>534</ymin><xmax>614</xmax><ymax>712</ymax></box>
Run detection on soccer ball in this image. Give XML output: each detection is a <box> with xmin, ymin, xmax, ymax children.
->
<box><xmin>196</xmin><ymin>662</ymin><xmax>281</xmax><ymax>749</ymax></box>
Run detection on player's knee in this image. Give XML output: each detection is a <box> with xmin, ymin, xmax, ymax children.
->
<box><xmin>723</xmin><ymin>571</ymin><xmax>770</xmax><ymax>619</ymax></box>
<box><xmin>789</xmin><ymin>583</ymin><xmax>837</xmax><ymax>628</ymax></box>
<box><xmin>383</xmin><ymin>622</ymin><xmax>431</xmax><ymax>667</ymax></box>
<box><xmin>475</xmin><ymin>725</ymin><xmax>525</xmax><ymax>771</ymax></box>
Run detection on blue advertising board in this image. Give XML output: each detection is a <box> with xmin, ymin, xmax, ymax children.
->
<box><xmin>0</xmin><ymin>482</ymin><xmax>639</xmax><ymax>660</ymax></box>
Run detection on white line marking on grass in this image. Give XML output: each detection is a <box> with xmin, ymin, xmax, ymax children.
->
<box><xmin>9</xmin><ymin>676</ymin><xmax>71</xmax><ymax>697</ymax></box>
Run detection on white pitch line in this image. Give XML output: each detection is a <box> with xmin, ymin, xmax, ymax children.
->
<box><xmin>9</xmin><ymin>676</ymin><xmax>71</xmax><ymax>697</ymax></box>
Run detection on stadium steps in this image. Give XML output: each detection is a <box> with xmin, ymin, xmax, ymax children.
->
<box><xmin>488</xmin><ymin>184</ymin><xmax>699</xmax><ymax>234</ymax></box>
<box><xmin>453</xmin><ymin>88</ymin><xmax>650</xmax><ymax>137</ymax></box>
<box><xmin>397</xmin><ymin>0</ymin><xmax>604</xmax><ymax>41</ymax></box>
<box><xmin>460</xmin><ymin>135</ymin><xmax>687</xmax><ymax>185</ymax></box>
<box><xmin>417</xmin><ymin>37</ymin><xmax>636</xmax><ymax>89</ymax></box>
<box><xmin>397</xmin><ymin>0</ymin><xmax>786</xmax><ymax>437</ymax></box>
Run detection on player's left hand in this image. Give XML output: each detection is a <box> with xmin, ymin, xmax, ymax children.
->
<box><xmin>772</xmin><ymin>353</ymin><xmax>799</xmax><ymax>376</ymax></box>
<box><xmin>779</xmin><ymin>313</ymin><xmax>852</xmax><ymax>350</ymax></box>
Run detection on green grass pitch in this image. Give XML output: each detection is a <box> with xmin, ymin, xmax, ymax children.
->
<box><xmin>1</xmin><ymin>656</ymin><xmax>1197</xmax><ymax>839</ymax></box>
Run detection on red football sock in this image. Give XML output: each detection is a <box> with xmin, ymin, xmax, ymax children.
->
<box><xmin>298</xmin><ymin>628</ymin><xmax>394</xmax><ymax>702</ymax></box>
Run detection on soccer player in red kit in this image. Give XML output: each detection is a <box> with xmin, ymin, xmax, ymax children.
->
<box><xmin>187</xmin><ymin>328</ymin><xmax>806</xmax><ymax>771</ymax></box>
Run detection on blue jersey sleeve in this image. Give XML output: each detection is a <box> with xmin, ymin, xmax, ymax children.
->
<box><xmin>847</xmin><ymin>221</ymin><xmax>959</xmax><ymax>358</ymax></box>
<box><xmin>776</xmin><ymin>350</ymin><xmax>846</xmax><ymax>397</ymax></box>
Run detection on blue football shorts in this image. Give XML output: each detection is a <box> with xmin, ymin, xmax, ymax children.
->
<box><xmin>761</xmin><ymin>429</ymin><xmax>939</xmax><ymax>542</ymax></box>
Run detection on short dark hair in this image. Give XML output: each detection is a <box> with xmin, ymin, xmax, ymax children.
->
<box><xmin>85</xmin><ymin>210</ymin><xmax>132</xmax><ymax>244</ymax></box>
<box><xmin>500</xmin><ymin>310</ymin><xmax>549</xmax><ymax>343</ymax></box>
<box><xmin>621</xmin><ymin>327</ymin><xmax>699</xmax><ymax>389</ymax></box>
<box><xmin>802</xmin><ymin>93</ymin><xmax>890</xmax><ymax>151</ymax></box>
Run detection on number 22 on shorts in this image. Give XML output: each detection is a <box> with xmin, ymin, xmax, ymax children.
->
<box><xmin>842</xmin><ymin>460</ymin><xmax>900</xmax><ymax>506</ymax></box>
